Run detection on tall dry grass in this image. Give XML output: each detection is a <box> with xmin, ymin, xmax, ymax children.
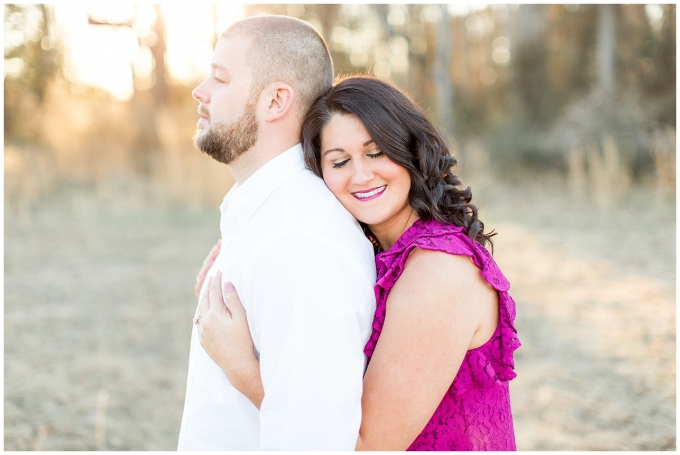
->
<box><xmin>565</xmin><ymin>130</ymin><xmax>675</xmax><ymax>208</ymax></box>
<box><xmin>5</xmin><ymin>81</ymin><xmax>235</xmax><ymax>214</ymax></box>
<box><xmin>652</xmin><ymin>126</ymin><xmax>677</xmax><ymax>195</ymax></box>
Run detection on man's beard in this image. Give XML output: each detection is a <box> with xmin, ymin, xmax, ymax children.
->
<box><xmin>193</xmin><ymin>99</ymin><xmax>259</xmax><ymax>165</ymax></box>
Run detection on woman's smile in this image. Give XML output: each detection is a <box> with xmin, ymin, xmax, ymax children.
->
<box><xmin>352</xmin><ymin>185</ymin><xmax>387</xmax><ymax>201</ymax></box>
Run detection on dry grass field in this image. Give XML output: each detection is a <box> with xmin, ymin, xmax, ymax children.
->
<box><xmin>477</xmin><ymin>176</ymin><xmax>676</xmax><ymax>450</ymax></box>
<box><xmin>4</xmin><ymin>171</ymin><xmax>675</xmax><ymax>450</ymax></box>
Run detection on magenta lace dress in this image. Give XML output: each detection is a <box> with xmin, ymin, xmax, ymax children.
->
<box><xmin>364</xmin><ymin>219</ymin><xmax>521</xmax><ymax>451</ymax></box>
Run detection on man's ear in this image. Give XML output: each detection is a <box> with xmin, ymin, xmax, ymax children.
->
<box><xmin>262</xmin><ymin>83</ymin><xmax>295</xmax><ymax>122</ymax></box>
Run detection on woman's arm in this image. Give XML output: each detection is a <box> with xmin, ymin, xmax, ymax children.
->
<box><xmin>355</xmin><ymin>248</ymin><xmax>499</xmax><ymax>450</ymax></box>
<box><xmin>197</xmin><ymin>273</ymin><xmax>264</xmax><ymax>409</ymax></box>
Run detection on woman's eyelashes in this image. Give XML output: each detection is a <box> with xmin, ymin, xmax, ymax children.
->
<box><xmin>331</xmin><ymin>150</ymin><xmax>384</xmax><ymax>168</ymax></box>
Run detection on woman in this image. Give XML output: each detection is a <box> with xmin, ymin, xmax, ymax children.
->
<box><xmin>196</xmin><ymin>76</ymin><xmax>520</xmax><ymax>450</ymax></box>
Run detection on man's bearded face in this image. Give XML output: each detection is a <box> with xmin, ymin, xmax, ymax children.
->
<box><xmin>193</xmin><ymin>97</ymin><xmax>259</xmax><ymax>165</ymax></box>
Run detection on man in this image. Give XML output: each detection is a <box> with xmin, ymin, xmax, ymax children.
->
<box><xmin>177</xmin><ymin>16</ymin><xmax>377</xmax><ymax>450</ymax></box>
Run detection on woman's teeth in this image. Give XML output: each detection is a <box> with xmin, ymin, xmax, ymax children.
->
<box><xmin>353</xmin><ymin>185</ymin><xmax>386</xmax><ymax>199</ymax></box>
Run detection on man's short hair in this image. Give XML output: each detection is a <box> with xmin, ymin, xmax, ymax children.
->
<box><xmin>222</xmin><ymin>15</ymin><xmax>334</xmax><ymax>118</ymax></box>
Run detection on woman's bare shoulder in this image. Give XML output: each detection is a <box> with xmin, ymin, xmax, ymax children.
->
<box><xmin>402</xmin><ymin>247</ymin><xmax>483</xmax><ymax>291</ymax></box>
<box><xmin>397</xmin><ymin>247</ymin><xmax>498</xmax><ymax>348</ymax></box>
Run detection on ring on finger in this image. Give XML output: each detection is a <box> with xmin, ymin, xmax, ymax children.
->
<box><xmin>193</xmin><ymin>315</ymin><xmax>202</xmax><ymax>325</ymax></box>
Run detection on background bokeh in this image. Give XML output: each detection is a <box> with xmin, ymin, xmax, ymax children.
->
<box><xmin>4</xmin><ymin>4</ymin><xmax>676</xmax><ymax>450</ymax></box>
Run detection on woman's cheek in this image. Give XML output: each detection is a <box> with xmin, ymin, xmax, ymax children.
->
<box><xmin>322</xmin><ymin>169</ymin><xmax>345</xmax><ymax>197</ymax></box>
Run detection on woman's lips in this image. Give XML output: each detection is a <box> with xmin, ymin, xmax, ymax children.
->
<box><xmin>351</xmin><ymin>185</ymin><xmax>386</xmax><ymax>201</ymax></box>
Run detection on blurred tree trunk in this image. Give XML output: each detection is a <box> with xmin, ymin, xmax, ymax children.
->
<box><xmin>151</xmin><ymin>4</ymin><xmax>168</xmax><ymax>105</ymax></box>
<box><xmin>433</xmin><ymin>5</ymin><xmax>454</xmax><ymax>137</ymax></box>
<box><xmin>309</xmin><ymin>3</ymin><xmax>341</xmax><ymax>76</ymax></box>
<box><xmin>654</xmin><ymin>5</ymin><xmax>675</xmax><ymax>127</ymax></box>
<box><xmin>519</xmin><ymin>4</ymin><xmax>547</xmax><ymax>42</ymax></box>
<box><xmin>35</xmin><ymin>5</ymin><xmax>57</xmax><ymax>104</ymax></box>
<box><xmin>314</xmin><ymin>4</ymin><xmax>339</xmax><ymax>45</ymax></box>
<box><xmin>87</xmin><ymin>9</ymin><xmax>166</xmax><ymax>175</ymax></box>
<box><xmin>4</xmin><ymin>5</ymin><xmax>61</xmax><ymax>143</ymax></box>
<box><xmin>514</xmin><ymin>5</ymin><xmax>551</xmax><ymax>126</ymax></box>
<box><xmin>597</xmin><ymin>5</ymin><xmax>616</xmax><ymax>95</ymax></box>
<box><xmin>372</xmin><ymin>5</ymin><xmax>410</xmax><ymax>90</ymax></box>
<box><xmin>129</xmin><ymin>94</ymin><xmax>162</xmax><ymax>175</ymax></box>
<box><xmin>132</xmin><ymin>6</ymin><xmax>167</xmax><ymax>175</ymax></box>
<box><xmin>405</xmin><ymin>6</ymin><xmax>428</xmax><ymax>104</ymax></box>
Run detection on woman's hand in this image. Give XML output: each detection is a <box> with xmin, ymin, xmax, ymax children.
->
<box><xmin>195</xmin><ymin>271</ymin><xmax>264</xmax><ymax>409</ymax></box>
<box><xmin>195</xmin><ymin>240</ymin><xmax>221</xmax><ymax>298</ymax></box>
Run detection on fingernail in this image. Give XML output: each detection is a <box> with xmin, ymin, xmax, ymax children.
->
<box><xmin>223</xmin><ymin>281</ymin><xmax>236</xmax><ymax>292</ymax></box>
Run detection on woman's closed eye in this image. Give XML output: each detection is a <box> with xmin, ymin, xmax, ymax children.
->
<box><xmin>331</xmin><ymin>150</ymin><xmax>383</xmax><ymax>168</ymax></box>
<box><xmin>332</xmin><ymin>158</ymin><xmax>350</xmax><ymax>168</ymax></box>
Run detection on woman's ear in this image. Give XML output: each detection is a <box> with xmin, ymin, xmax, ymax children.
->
<box><xmin>262</xmin><ymin>83</ymin><xmax>295</xmax><ymax>122</ymax></box>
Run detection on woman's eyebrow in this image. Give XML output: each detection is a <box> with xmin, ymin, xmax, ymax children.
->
<box><xmin>323</xmin><ymin>140</ymin><xmax>376</xmax><ymax>157</ymax></box>
<box><xmin>322</xmin><ymin>147</ymin><xmax>344</xmax><ymax>157</ymax></box>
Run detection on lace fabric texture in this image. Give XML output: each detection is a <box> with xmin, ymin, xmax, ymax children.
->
<box><xmin>364</xmin><ymin>219</ymin><xmax>520</xmax><ymax>451</ymax></box>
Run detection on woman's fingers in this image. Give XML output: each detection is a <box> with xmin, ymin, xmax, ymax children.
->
<box><xmin>222</xmin><ymin>281</ymin><xmax>245</xmax><ymax>319</ymax></box>
<box><xmin>195</xmin><ymin>239</ymin><xmax>222</xmax><ymax>298</ymax></box>
<box><xmin>208</xmin><ymin>271</ymin><xmax>231</xmax><ymax>317</ymax></box>
<box><xmin>196</xmin><ymin>273</ymin><xmax>235</xmax><ymax>329</ymax></box>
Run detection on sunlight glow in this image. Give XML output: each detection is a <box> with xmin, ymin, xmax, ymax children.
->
<box><xmin>52</xmin><ymin>4</ymin><xmax>244</xmax><ymax>100</ymax></box>
<box><xmin>448</xmin><ymin>3</ymin><xmax>488</xmax><ymax>17</ymax></box>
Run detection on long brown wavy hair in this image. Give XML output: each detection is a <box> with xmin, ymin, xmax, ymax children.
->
<box><xmin>301</xmin><ymin>75</ymin><xmax>495</xmax><ymax>249</ymax></box>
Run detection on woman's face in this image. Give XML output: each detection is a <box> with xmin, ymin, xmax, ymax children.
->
<box><xmin>320</xmin><ymin>114</ymin><xmax>413</xmax><ymax>232</ymax></box>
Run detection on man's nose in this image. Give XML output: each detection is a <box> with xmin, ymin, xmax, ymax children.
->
<box><xmin>192</xmin><ymin>78</ymin><xmax>209</xmax><ymax>103</ymax></box>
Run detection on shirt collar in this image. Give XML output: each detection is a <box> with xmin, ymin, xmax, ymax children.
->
<box><xmin>220</xmin><ymin>144</ymin><xmax>306</xmax><ymax>231</ymax></box>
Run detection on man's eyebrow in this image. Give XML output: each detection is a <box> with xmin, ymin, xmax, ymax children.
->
<box><xmin>211</xmin><ymin>63</ymin><xmax>229</xmax><ymax>72</ymax></box>
<box><xmin>322</xmin><ymin>140</ymin><xmax>375</xmax><ymax>157</ymax></box>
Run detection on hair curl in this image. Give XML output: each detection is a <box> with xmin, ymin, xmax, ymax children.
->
<box><xmin>301</xmin><ymin>75</ymin><xmax>495</xmax><ymax>250</ymax></box>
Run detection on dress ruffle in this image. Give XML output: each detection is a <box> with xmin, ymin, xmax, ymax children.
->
<box><xmin>364</xmin><ymin>218</ymin><xmax>520</xmax><ymax>396</ymax></box>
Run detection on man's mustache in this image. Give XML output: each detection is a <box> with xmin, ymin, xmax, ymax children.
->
<box><xmin>198</xmin><ymin>106</ymin><xmax>210</xmax><ymax>120</ymax></box>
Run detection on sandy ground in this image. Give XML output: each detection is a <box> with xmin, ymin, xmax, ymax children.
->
<box><xmin>4</xmin><ymin>176</ymin><xmax>675</xmax><ymax>450</ymax></box>
<box><xmin>477</xmin><ymin>178</ymin><xmax>676</xmax><ymax>450</ymax></box>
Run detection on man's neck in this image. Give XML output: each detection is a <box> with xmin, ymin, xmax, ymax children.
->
<box><xmin>228</xmin><ymin>138</ymin><xmax>299</xmax><ymax>185</ymax></box>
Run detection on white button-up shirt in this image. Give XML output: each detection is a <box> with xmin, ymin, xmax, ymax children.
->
<box><xmin>178</xmin><ymin>144</ymin><xmax>377</xmax><ymax>451</ymax></box>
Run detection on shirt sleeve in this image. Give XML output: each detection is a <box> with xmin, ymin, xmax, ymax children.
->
<box><xmin>240</xmin><ymin>232</ymin><xmax>375</xmax><ymax>450</ymax></box>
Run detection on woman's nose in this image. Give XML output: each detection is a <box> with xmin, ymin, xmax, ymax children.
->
<box><xmin>351</xmin><ymin>161</ymin><xmax>374</xmax><ymax>185</ymax></box>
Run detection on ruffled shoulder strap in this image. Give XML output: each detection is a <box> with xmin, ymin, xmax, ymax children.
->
<box><xmin>375</xmin><ymin>219</ymin><xmax>510</xmax><ymax>293</ymax></box>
